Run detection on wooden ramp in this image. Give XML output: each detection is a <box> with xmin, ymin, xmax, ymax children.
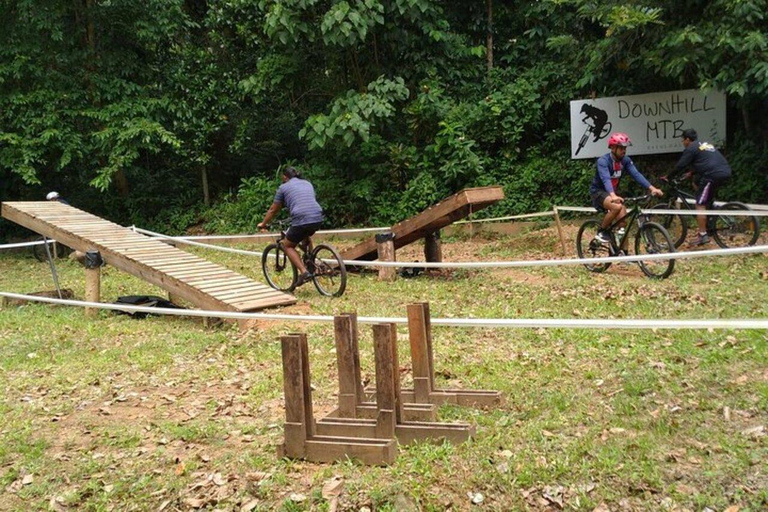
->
<box><xmin>340</xmin><ymin>186</ymin><xmax>504</xmax><ymax>262</ymax></box>
<box><xmin>1</xmin><ymin>202</ymin><xmax>296</xmax><ymax>312</ymax></box>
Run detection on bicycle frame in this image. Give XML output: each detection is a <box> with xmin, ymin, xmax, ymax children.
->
<box><xmin>601</xmin><ymin>198</ymin><xmax>648</xmax><ymax>254</ymax></box>
<box><xmin>662</xmin><ymin>180</ymin><xmax>698</xmax><ymax>212</ymax></box>
<box><xmin>274</xmin><ymin>230</ymin><xmax>314</xmax><ymax>269</ymax></box>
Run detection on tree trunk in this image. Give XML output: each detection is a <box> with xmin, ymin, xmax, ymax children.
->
<box><xmin>486</xmin><ymin>0</ymin><xmax>493</xmax><ymax>73</ymax></box>
<box><xmin>201</xmin><ymin>166</ymin><xmax>210</xmax><ymax>206</ymax></box>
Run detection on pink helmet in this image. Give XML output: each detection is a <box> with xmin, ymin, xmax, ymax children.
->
<box><xmin>608</xmin><ymin>132</ymin><xmax>632</xmax><ymax>148</ymax></box>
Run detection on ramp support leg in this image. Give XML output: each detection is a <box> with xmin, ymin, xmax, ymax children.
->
<box><xmin>424</xmin><ymin>230</ymin><xmax>442</xmax><ymax>263</ymax></box>
<box><xmin>84</xmin><ymin>251</ymin><xmax>103</xmax><ymax>318</ymax></box>
<box><xmin>375</xmin><ymin>232</ymin><xmax>397</xmax><ymax>282</ymax></box>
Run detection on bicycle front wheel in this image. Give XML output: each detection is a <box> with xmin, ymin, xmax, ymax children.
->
<box><xmin>311</xmin><ymin>244</ymin><xmax>347</xmax><ymax>297</ymax></box>
<box><xmin>261</xmin><ymin>243</ymin><xmax>298</xmax><ymax>292</ymax></box>
<box><xmin>647</xmin><ymin>203</ymin><xmax>687</xmax><ymax>248</ymax></box>
<box><xmin>635</xmin><ymin>222</ymin><xmax>675</xmax><ymax>279</ymax></box>
<box><xmin>710</xmin><ymin>202</ymin><xmax>760</xmax><ymax>248</ymax></box>
<box><xmin>576</xmin><ymin>220</ymin><xmax>612</xmax><ymax>273</ymax></box>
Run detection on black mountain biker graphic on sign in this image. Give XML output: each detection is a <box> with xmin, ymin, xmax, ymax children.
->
<box><xmin>576</xmin><ymin>104</ymin><xmax>612</xmax><ymax>155</ymax></box>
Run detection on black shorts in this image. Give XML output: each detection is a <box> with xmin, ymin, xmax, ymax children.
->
<box><xmin>286</xmin><ymin>222</ymin><xmax>322</xmax><ymax>244</ymax></box>
<box><xmin>590</xmin><ymin>190</ymin><xmax>611</xmax><ymax>212</ymax></box>
<box><xmin>695</xmin><ymin>176</ymin><xmax>728</xmax><ymax>207</ymax></box>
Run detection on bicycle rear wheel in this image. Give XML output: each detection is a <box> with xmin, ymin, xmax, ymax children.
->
<box><xmin>32</xmin><ymin>239</ymin><xmax>72</xmax><ymax>261</ymax></box>
<box><xmin>576</xmin><ymin>220</ymin><xmax>612</xmax><ymax>273</ymax></box>
<box><xmin>311</xmin><ymin>244</ymin><xmax>347</xmax><ymax>297</ymax></box>
<box><xmin>32</xmin><ymin>239</ymin><xmax>48</xmax><ymax>262</ymax></box>
<box><xmin>710</xmin><ymin>202</ymin><xmax>760</xmax><ymax>248</ymax></box>
<box><xmin>261</xmin><ymin>243</ymin><xmax>298</xmax><ymax>292</ymax></box>
<box><xmin>646</xmin><ymin>203</ymin><xmax>687</xmax><ymax>248</ymax></box>
<box><xmin>634</xmin><ymin>222</ymin><xmax>675</xmax><ymax>279</ymax></box>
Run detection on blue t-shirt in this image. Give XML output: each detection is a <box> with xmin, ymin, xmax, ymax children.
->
<box><xmin>590</xmin><ymin>153</ymin><xmax>651</xmax><ymax>195</ymax></box>
<box><xmin>274</xmin><ymin>178</ymin><xmax>324</xmax><ymax>226</ymax></box>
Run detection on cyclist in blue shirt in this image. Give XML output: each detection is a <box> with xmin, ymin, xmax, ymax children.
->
<box><xmin>590</xmin><ymin>133</ymin><xmax>663</xmax><ymax>243</ymax></box>
<box><xmin>258</xmin><ymin>167</ymin><xmax>324</xmax><ymax>286</ymax></box>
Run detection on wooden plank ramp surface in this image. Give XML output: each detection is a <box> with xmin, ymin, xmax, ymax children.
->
<box><xmin>2</xmin><ymin>201</ymin><xmax>296</xmax><ymax>312</ymax></box>
<box><xmin>340</xmin><ymin>186</ymin><xmax>504</xmax><ymax>262</ymax></box>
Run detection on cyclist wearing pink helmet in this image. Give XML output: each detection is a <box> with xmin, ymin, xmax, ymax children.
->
<box><xmin>589</xmin><ymin>132</ymin><xmax>663</xmax><ymax>243</ymax></box>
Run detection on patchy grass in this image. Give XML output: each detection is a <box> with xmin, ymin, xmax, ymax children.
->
<box><xmin>0</xmin><ymin>223</ymin><xmax>767</xmax><ymax>511</ymax></box>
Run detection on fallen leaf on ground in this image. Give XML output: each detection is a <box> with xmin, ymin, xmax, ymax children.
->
<box><xmin>49</xmin><ymin>497</ymin><xmax>67</xmax><ymax>512</ymax></box>
<box><xmin>241</xmin><ymin>499</ymin><xmax>259</xmax><ymax>512</ymax></box>
<box><xmin>741</xmin><ymin>425</ymin><xmax>765</xmax><ymax>439</ymax></box>
<box><xmin>322</xmin><ymin>476</ymin><xmax>344</xmax><ymax>499</ymax></box>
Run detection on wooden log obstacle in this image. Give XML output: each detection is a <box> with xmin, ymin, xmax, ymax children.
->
<box><xmin>278</xmin><ymin>301</ymin><xmax>503</xmax><ymax>465</ymax></box>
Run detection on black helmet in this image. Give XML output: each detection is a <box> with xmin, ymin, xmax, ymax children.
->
<box><xmin>681</xmin><ymin>129</ymin><xmax>697</xmax><ymax>141</ymax></box>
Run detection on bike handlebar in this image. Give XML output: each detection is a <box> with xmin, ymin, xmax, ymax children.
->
<box><xmin>613</xmin><ymin>194</ymin><xmax>652</xmax><ymax>205</ymax></box>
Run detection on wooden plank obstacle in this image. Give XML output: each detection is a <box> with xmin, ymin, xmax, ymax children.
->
<box><xmin>278</xmin><ymin>301</ymin><xmax>503</xmax><ymax>464</ymax></box>
<box><xmin>341</xmin><ymin>186</ymin><xmax>504</xmax><ymax>269</ymax></box>
<box><xmin>315</xmin><ymin>321</ymin><xmax>476</xmax><ymax>445</ymax></box>
<box><xmin>1</xmin><ymin>202</ymin><xmax>296</xmax><ymax>316</ymax></box>
<box><xmin>276</xmin><ymin>333</ymin><xmax>397</xmax><ymax>465</ymax></box>
<box><xmin>401</xmin><ymin>302</ymin><xmax>503</xmax><ymax>406</ymax></box>
<box><xmin>325</xmin><ymin>312</ymin><xmax>436</xmax><ymax>422</ymax></box>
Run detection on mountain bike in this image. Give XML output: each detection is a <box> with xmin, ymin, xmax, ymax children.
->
<box><xmin>261</xmin><ymin>220</ymin><xmax>347</xmax><ymax>297</ymax></box>
<box><xmin>646</xmin><ymin>176</ymin><xmax>760</xmax><ymax>248</ymax></box>
<box><xmin>32</xmin><ymin>237</ymin><xmax>72</xmax><ymax>262</ymax></box>
<box><xmin>576</xmin><ymin>194</ymin><xmax>676</xmax><ymax>279</ymax></box>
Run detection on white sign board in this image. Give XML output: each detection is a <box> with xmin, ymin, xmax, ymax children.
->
<box><xmin>570</xmin><ymin>89</ymin><xmax>726</xmax><ymax>159</ymax></box>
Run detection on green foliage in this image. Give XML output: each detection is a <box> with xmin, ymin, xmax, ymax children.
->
<box><xmin>202</xmin><ymin>175</ymin><xmax>281</xmax><ymax>234</ymax></box>
<box><xmin>320</xmin><ymin>0</ymin><xmax>385</xmax><ymax>47</ymax></box>
<box><xmin>486</xmin><ymin>148</ymin><xmax>594</xmax><ymax>218</ymax></box>
<box><xmin>719</xmin><ymin>138</ymin><xmax>768</xmax><ymax>204</ymax></box>
<box><xmin>299</xmin><ymin>76</ymin><xmax>409</xmax><ymax>149</ymax></box>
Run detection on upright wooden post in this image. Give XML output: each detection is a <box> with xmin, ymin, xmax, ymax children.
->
<box><xmin>84</xmin><ymin>250</ymin><xmax>102</xmax><ymax>318</ymax></box>
<box><xmin>280</xmin><ymin>333</ymin><xmax>315</xmax><ymax>458</ymax></box>
<box><xmin>400</xmin><ymin>301</ymin><xmax>503</xmax><ymax>407</ymax></box>
<box><xmin>407</xmin><ymin>303</ymin><xmax>433</xmax><ymax>402</ymax></box>
<box><xmin>335</xmin><ymin>314</ymin><xmax>362</xmax><ymax>416</ymax></box>
<box><xmin>372</xmin><ymin>323</ymin><xmax>401</xmax><ymax>439</ymax></box>
<box><xmin>553</xmin><ymin>206</ymin><xmax>567</xmax><ymax>255</ymax></box>
<box><xmin>375</xmin><ymin>232</ymin><xmax>396</xmax><ymax>281</ymax></box>
<box><xmin>424</xmin><ymin>230</ymin><xmax>442</xmax><ymax>263</ymax></box>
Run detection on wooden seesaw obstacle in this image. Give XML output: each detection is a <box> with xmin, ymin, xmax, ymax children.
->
<box><xmin>277</xmin><ymin>302</ymin><xmax>503</xmax><ymax>465</ymax></box>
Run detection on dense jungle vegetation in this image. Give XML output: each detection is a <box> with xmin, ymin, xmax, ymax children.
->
<box><xmin>1</xmin><ymin>0</ymin><xmax>767</xmax><ymax>238</ymax></box>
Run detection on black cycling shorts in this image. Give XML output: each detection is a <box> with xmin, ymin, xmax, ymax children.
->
<box><xmin>695</xmin><ymin>177</ymin><xmax>728</xmax><ymax>207</ymax></box>
<box><xmin>286</xmin><ymin>222</ymin><xmax>323</xmax><ymax>244</ymax></box>
<box><xmin>590</xmin><ymin>190</ymin><xmax>611</xmax><ymax>212</ymax></box>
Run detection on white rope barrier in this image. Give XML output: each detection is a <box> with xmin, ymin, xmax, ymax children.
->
<box><xmin>556</xmin><ymin>206</ymin><xmax>598</xmax><ymax>213</ymax></box>
<box><xmin>132</xmin><ymin>226</ymin><xmax>768</xmax><ymax>268</ymax></box>
<box><xmin>338</xmin><ymin>245</ymin><xmax>768</xmax><ymax>268</ymax></box>
<box><xmin>1</xmin><ymin>292</ymin><xmax>766</xmax><ymax>330</ymax></box>
<box><xmin>167</xmin><ymin>226</ymin><xmax>392</xmax><ymax>240</ymax></box>
<box><xmin>0</xmin><ymin>240</ymin><xmax>48</xmax><ymax>250</ymax></box>
<box><xmin>123</xmin><ymin>202</ymin><xmax>764</xmax><ymax>247</ymax></box>
<box><xmin>456</xmin><ymin>210</ymin><xmax>555</xmax><ymax>224</ymax></box>
<box><xmin>555</xmin><ymin>205</ymin><xmax>768</xmax><ymax>217</ymax></box>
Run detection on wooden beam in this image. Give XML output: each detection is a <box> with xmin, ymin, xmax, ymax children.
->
<box><xmin>341</xmin><ymin>186</ymin><xmax>503</xmax><ymax>262</ymax></box>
